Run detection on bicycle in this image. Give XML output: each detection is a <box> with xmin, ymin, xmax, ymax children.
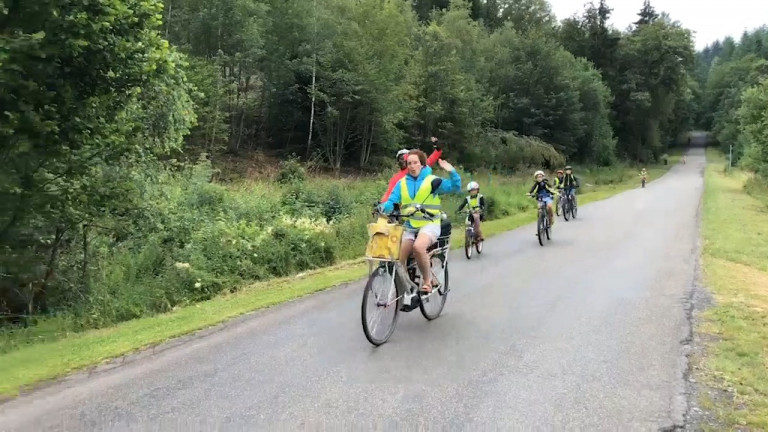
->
<box><xmin>528</xmin><ymin>194</ymin><xmax>554</xmax><ymax>246</ymax></box>
<box><xmin>460</xmin><ymin>209</ymin><xmax>483</xmax><ymax>259</ymax></box>
<box><xmin>560</xmin><ymin>188</ymin><xmax>578</xmax><ymax>221</ymax></box>
<box><xmin>361</xmin><ymin>206</ymin><xmax>451</xmax><ymax>346</ymax></box>
<box><xmin>640</xmin><ymin>175</ymin><xmax>647</xmax><ymax>188</ymax></box>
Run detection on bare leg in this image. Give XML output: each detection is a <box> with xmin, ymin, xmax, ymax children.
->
<box><xmin>547</xmin><ymin>203</ymin><xmax>554</xmax><ymax>224</ymax></box>
<box><xmin>399</xmin><ymin>238</ymin><xmax>414</xmax><ymax>270</ymax></box>
<box><xmin>413</xmin><ymin>231</ymin><xmax>435</xmax><ymax>292</ymax></box>
<box><xmin>473</xmin><ymin>214</ymin><xmax>483</xmax><ymax>240</ymax></box>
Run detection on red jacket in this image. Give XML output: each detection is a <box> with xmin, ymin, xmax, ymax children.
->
<box><xmin>380</xmin><ymin>148</ymin><xmax>443</xmax><ymax>202</ymax></box>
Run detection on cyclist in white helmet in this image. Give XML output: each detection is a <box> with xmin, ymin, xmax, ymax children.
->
<box><xmin>528</xmin><ymin>170</ymin><xmax>558</xmax><ymax>225</ymax></box>
<box><xmin>456</xmin><ymin>181</ymin><xmax>486</xmax><ymax>241</ymax></box>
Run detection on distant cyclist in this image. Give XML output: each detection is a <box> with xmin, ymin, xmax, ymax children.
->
<box><xmin>560</xmin><ymin>165</ymin><xmax>580</xmax><ymax>208</ymax></box>
<box><xmin>380</xmin><ymin>137</ymin><xmax>443</xmax><ymax>203</ymax></box>
<box><xmin>456</xmin><ymin>181</ymin><xmax>486</xmax><ymax>242</ymax></box>
<box><xmin>528</xmin><ymin>170</ymin><xmax>558</xmax><ymax>225</ymax></box>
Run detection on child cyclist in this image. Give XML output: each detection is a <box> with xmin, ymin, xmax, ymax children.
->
<box><xmin>456</xmin><ymin>181</ymin><xmax>486</xmax><ymax>241</ymax></box>
<box><xmin>528</xmin><ymin>170</ymin><xmax>558</xmax><ymax>225</ymax></box>
<box><xmin>552</xmin><ymin>169</ymin><xmax>565</xmax><ymax>212</ymax></box>
<box><xmin>560</xmin><ymin>165</ymin><xmax>580</xmax><ymax>207</ymax></box>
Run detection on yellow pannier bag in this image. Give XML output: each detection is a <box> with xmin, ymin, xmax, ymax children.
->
<box><xmin>365</xmin><ymin>217</ymin><xmax>404</xmax><ymax>260</ymax></box>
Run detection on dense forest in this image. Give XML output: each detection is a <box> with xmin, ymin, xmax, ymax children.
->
<box><xmin>695</xmin><ymin>26</ymin><xmax>768</xmax><ymax>176</ymax></box>
<box><xmin>2</xmin><ymin>0</ymin><xmax>764</xmax><ymax>335</ymax></box>
<box><xmin>161</xmin><ymin>0</ymin><xmax>695</xmax><ymax>168</ymax></box>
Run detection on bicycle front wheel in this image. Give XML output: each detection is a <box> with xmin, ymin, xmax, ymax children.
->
<box><xmin>537</xmin><ymin>212</ymin><xmax>545</xmax><ymax>246</ymax></box>
<box><xmin>361</xmin><ymin>264</ymin><xmax>401</xmax><ymax>346</ymax></box>
<box><xmin>464</xmin><ymin>230</ymin><xmax>473</xmax><ymax>260</ymax></box>
<box><xmin>563</xmin><ymin>199</ymin><xmax>570</xmax><ymax>221</ymax></box>
<box><xmin>419</xmin><ymin>256</ymin><xmax>448</xmax><ymax>320</ymax></box>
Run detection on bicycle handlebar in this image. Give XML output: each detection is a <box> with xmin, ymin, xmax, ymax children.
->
<box><xmin>374</xmin><ymin>204</ymin><xmax>441</xmax><ymax>222</ymax></box>
<box><xmin>526</xmin><ymin>193</ymin><xmax>559</xmax><ymax>199</ymax></box>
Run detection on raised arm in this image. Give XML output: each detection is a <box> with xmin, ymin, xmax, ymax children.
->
<box><xmin>426</xmin><ymin>148</ymin><xmax>443</xmax><ymax>167</ymax></box>
<box><xmin>425</xmin><ymin>137</ymin><xmax>443</xmax><ymax>167</ymax></box>
<box><xmin>434</xmin><ymin>160</ymin><xmax>461</xmax><ymax>195</ymax></box>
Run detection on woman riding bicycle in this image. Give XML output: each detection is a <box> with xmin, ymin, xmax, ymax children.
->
<box><xmin>379</xmin><ymin>150</ymin><xmax>461</xmax><ymax>293</ymax></box>
<box><xmin>380</xmin><ymin>137</ymin><xmax>443</xmax><ymax>203</ymax></box>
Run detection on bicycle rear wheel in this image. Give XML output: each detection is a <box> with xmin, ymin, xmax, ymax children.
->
<box><xmin>563</xmin><ymin>199</ymin><xmax>570</xmax><ymax>221</ymax></box>
<box><xmin>475</xmin><ymin>238</ymin><xmax>483</xmax><ymax>254</ymax></box>
<box><xmin>361</xmin><ymin>264</ymin><xmax>401</xmax><ymax>346</ymax></box>
<box><xmin>419</xmin><ymin>256</ymin><xmax>448</xmax><ymax>320</ymax></box>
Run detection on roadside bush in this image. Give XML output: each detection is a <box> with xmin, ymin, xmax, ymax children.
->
<box><xmin>275</xmin><ymin>155</ymin><xmax>307</xmax><ymax>185</ymax></box>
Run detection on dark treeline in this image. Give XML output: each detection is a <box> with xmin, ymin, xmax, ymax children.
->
<box><xmin>1</xmin><ymin>0</ymin><xmax>697</xmax><ymax>329</ymax></box>
<box><xmin>164</xmin><ymin>0</ymin><xmax>695</xmax><ymax>169</ymax></box>
<box><xmin>695</xmin><ymin>26</ymin><xmax>768</xmax><ymax>176</ymax></box>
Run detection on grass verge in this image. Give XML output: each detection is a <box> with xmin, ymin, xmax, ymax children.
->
<box><xmin>0</xmin><ymin>154</ymin><xmax>681</xmax><ymax>398</ymax></box>
<box><xmin>696</xmin><ymin>148</ymin><xmax>768</xmax><ymax>430</ymax></box>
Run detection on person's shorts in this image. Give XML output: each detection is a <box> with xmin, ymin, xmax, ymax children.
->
<box><xmin>403</xmin><ymin>223</ymin><xmax>440</xmax><ymax>243</ymax></box>
<box><xmin>538</xmin><ymin>195</ymin><xmax>553</xmax><ymax>205</ymax></box>
<box><xmin>467</xmin><ymin>212</ymin><xmax>485</xmax><ymax>223</ymax></box>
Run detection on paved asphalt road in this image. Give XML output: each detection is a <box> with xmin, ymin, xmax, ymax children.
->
<box><xmin>0</xmin><ymin>148</ymin><xmax>706</xmax><ymax>431</ymax></box>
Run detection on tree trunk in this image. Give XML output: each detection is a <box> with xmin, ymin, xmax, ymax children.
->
<box><xmin>165</xmin><ymin>0</ymin><xmax>172</xmax><ymax>39</ymax></box>
<box><xmin>81</xmin><ymin>224</ymin><xmax>89</xmax><ymax>286</ymax></box>
<box><xmin>236</xmin><ymin>75</ymin><xmax>250</xmax><ymax>151</ymax></box>
<box><xmin>306</xmin><ymin>0</ymin><xmax>318</xmax><ymax>159</ymax></box>
<box><xmin>210</xmin><ymin>69</ymin><xmax>222</xmax><ymax>152</ymax></box>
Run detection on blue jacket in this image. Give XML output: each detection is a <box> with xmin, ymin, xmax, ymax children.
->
<box><xmin>381</xmin><ymin>166</ymin><xmax>462</xmax><ymax>226</ymax></box>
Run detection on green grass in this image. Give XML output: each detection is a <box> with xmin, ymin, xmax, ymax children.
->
<box><xmin>0</xmin><ymin>153</ymin><xmax>682</xmax><ymax>398</ymax></box>
<box><xmin>696</xmin><ymin>148</ymin><xmax>768</xmax><ymax>430</ymax></box>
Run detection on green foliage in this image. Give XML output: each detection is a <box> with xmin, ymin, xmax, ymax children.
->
<box><xmin>558</xmin><ymin>2</ymin><xmax>695</xmax><ymax>162</ymax></box>
<box><xmin>0</xmin><ymin>0</ymin><xmax>194</xmax><ymax>317</ymax></box>
<box><xmin>276</xmin><ymin>155</ymin><xmax>307</xmax><ymax>185</ymax></box>
<box><xmin>738</xmin><ymin>78</ymin><xmax>768</xmax><ymax>177</ymax></box>
<box><xmin>696</xmin><ymin>26</ymin><xmax>768</xmax><ymax>174</ymax></box>
<box><xmin>476</xmin><ymin>131</ymin><xmax>566</xmax><ymax>172</ymax></box>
